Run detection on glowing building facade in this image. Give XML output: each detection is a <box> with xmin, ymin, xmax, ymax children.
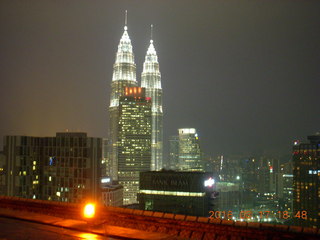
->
<box><xmin>141</xmin><ymin>32</ymin><xmax>163</xmax><ymax>171</ymax></box>
<box><xmin>292</xmin><ymin>134</ymin><xmax>320</xmax><ymax>228</ymax></box>
<box><xmin>109</xmin><ymin>22</ymin><xmax>138</xmax><ymax>180</ymax></box>
<box><xmin>118</xmin><ymin>87</ymin><xmax>152</xmax><ymax>204</ymax></box>
<box><xmin>108</xmin><ymin>17</ymin><xmax>163</xmax><ymax>203</ymax></box>
<box><xmin>178</xmin><ymin>128</ymin><xmax>204</xmax><ymax>172</ymax></box>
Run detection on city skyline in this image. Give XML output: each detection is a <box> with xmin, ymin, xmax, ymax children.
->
<box><xmin>1</xmin><ymin>1</ymin><xmax>319</xmax><ymax>158</ymax></box>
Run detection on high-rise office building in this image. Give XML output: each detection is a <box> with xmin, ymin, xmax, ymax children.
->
<box><xmin>118</xmin><ymin>87</ymin><xmax>152</xmax><ymax>204</ymax></box>
<box><xmin>178</xmin><ymin>128</ymin><xmax>204</xmax><ymax>172</ymax></box>
<box><xmin>3</xmin><ymin>132</ymin><xmax>102</xmax><ymax>203</ymax></box>
<box><xmin>109</xmin><ymin>18</ymin><xmax>138</xmax><ymax>180</ymax></box>
<box><xmin>141</xmin><ymin>27</ymin><xmax>163</xmax><ymax>171</ymax></box>
<box><xmin>293</xmin><ymin>133</ymin><xmax>320</xmax><ymax>228</ymax></box>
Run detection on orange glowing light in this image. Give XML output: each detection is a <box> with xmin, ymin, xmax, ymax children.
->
<box><xmin>84</xmin><ymin>203</ymin><xmax>95</xmax><ymax>218</ymax></box>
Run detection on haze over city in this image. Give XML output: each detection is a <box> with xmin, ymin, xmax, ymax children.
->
<box><xmin>1</xmin><ymin>0</ymin><xmax>319</xmax><ymax>157</ymax></box>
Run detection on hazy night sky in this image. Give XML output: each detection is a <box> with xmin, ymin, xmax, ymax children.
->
<box><xmin>1</xmin><ymin>0</ymin><xmax>319</xmax><ymax>158</ymax></box>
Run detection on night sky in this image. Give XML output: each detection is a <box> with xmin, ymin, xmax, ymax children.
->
<box><xmin>1</xmin><ymin>0</ymin><xmax>319</xmax><ymax>158</ymax></box>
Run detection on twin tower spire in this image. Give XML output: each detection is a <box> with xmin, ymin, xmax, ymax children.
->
<box><xmin>108</xmin><ymin>11</ymin><xmax>163</xmax><ymax>181</ymax></box>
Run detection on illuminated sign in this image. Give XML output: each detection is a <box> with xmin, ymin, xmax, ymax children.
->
<box><xmin>49</xmin><ymin>156</ymin><xmax>56</xmax><ymax>166</ymax></box>
<box><xmin>101</xmin><ymin>178</ymin><xmax>111</xmax><ymax>183</ymax></box>
<box><xmin>178</xmin><ymin>128</ymin><xmax>196</xmax><ymax>134</ymax></box>
<box><xmin>204</xmin><ymin>177</ymin><xmax>215</xmax><ymax>187</ymax></box>
<box><xmin>308</xmin><ymin>170</ymin><xmax>320</xmax><ymax>175</ymax></box>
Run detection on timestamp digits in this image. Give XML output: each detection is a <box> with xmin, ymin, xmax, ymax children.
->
<box><xmin>209</xmin><ymin>210</ymin><xmax>308</xmax><ymax>220</ymax></box>
<box><xmin>209</xmin><ymin>210</ymin><xmax>233</xmax><ymax>220</ymax></box>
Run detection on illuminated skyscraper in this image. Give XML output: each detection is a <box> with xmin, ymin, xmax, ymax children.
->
<box><xmin>118</xmin><ymin>87</ymin><xmax>152</xmax><ymax>204</ymax></box>
<box><xmin>141</xmin><ymin>25</ymin><xmax>163</xmax><ymax>171</ymax></box>
<box><xmin>178</xmin><ymin>128</ymin><xmax>204</xmax><ymax>172</ymax></box>
<box><xmin>292</xmin><ymin>133</ymin><xmax>320</xmax><ymax>228</ymax></box>
<box><xmin>109</xmin><ymin>13</ymin><xmax>138</xmax><ymax>180</ymax></box>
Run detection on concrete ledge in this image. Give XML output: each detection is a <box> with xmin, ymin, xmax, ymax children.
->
<box><xmin>274</xmin><ymin>224</ymin><xmax>288</xmax><ymax>232</ymax></box>
<box><xmin>185</xmin><ymin>216</ymin><xmax>197</xmax><ymax>222</ymax></box>
<box><xmin>221</xmin><ymin>219</ymin><xmax>234</xmax><ymax>226</ymax></box>
<box><xmin>143</xmin><ymin>211</ymin><xmax>154</xmax><ymax>217</ymax></box>
<box><xmin>153</xmin><ymin>212</ymin><xmax>164</xmax><ymax>218</ymax></box>
<box><xmin>133</xmin><ymin>209</ymin><xmax>144</xmax><ymax>215</ymax></box>
<box><xmin>163</xmin><ymin>213</ymin><xmax>175</xmax><ymax>219</ymax></box>
<box><xmin>260</xmin><ymin>223</ymin><xmax>275</xmax><ymax>230</ymax></box>
<box><xmin>303</xmin><ymin>227</ymin><xmax>318</xmax><ymax>235</ymax></box>
<box><xmin>174</xmin><ymin>214</ymin><xmax>186</xmax><ymax>221</ymax></box>
<box><xmin>234</xmin><ymin>221</ymin><xmax>247</xmax><ymax>227</ymax></box>
<box><xmin>116</xmin><ymin>207</ymin><xmax>127</xmax><ymax>213</ymax></box>
<box><xmin>288</xmin><ymin>225</ymin><xmax>303</xmax><ymax>233</ymax></box>
<box><xmin>197</xmin><ymin>217</ymin><xmax>209</xmax><ymax>223</ymax></box>
<box><xmin>247</xmin><ymin>222</ymin><xmax>260</xmax><ymax>229</ymax></box>
<box><xmin>209</xmin><ymin>218</ymin><xmax>221</xmax><ymax>224</ymax></box>
<box><xmin>2</xmin><ymin>196</ymin><xmax>320</xmax><ymax>239</ymax></box>
<box><xmin>122</xmin><ymin>208</ymin><xmax>134</xmax><ymax>214</ymax></box>
<box><xmin>105</xmin><ymin>206</ymin><xmax>120</xmax><ymax>212</ymax></box>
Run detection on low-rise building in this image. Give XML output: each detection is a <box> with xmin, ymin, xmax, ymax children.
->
<box><xmin>138</xmin><ymin>170</ymin><xmax>216</xmax><ymax>216</ymax></box>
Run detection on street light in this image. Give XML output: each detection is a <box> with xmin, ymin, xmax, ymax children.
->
<box><xmin>83</xmin><ymin>203</ymin><xmax>95</xmax><ymax>219</ymax></box>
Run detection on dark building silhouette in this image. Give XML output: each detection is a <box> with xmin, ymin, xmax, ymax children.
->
<box><xmin>138</xmin><ymin>170</ymin><xmax>215</xmax><ymax>216</ymax></box>
<box><xmin>293</xmin><ymin>133</ymin><xmax>320</xmax><ymax>228</ymax></box>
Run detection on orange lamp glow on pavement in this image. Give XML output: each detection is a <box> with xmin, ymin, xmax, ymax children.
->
<box><xmin>83</xmin><ymin>203</ymin><xmax>95</xmax><ymax>219</ymax></box>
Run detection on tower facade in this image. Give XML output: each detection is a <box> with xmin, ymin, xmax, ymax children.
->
<box><xmin>109</xmin><ymin>23</ymin><xmax>138</xmax><ymax>180</ymax></box>
<box><xmin>141</xmin><ymin>34</ymin><xmax>163</xmax><ymax>171</ymax></box>
<box><xmin>178</xmin><ymin>128</ymin><xmax>204</xmax><ymax>172</ymax></box>
<box><xmin>118</xmin><ymin>87</ymin><xmax>152</xmax><ymax>204</ymax></box>
<box><xmin>292</xmin><ymin>134</ymin><xmax>320</xmax><ymax>228</ymax></box>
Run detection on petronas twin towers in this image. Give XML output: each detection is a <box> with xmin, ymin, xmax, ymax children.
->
<box><xmin>108</xmin><ymin>14</ymin><xmax>163</xmax><ymax>191</ymax></box>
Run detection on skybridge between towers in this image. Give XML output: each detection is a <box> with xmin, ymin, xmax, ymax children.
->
<box><xmin>0</xmin><ymin>196</ymin><xmax>319</xmax><ymax>240</ymax></box>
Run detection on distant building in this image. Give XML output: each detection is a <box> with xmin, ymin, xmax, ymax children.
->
<box><xmin>3</xmin><ymin>132</ymin><xmax>102</xmax><ymax>203</ymax></box>
<box><xmin>214</xmin><ymin>182</ymin><xmax>241</xmax><ymax>213</ymax></box>
<box><xmin>240</xmin><ymin>157</ymin><xmax>258</xmax><ymax>193</ymax></box>
<box><xmin>0</xmin><ymin>151</ymin><xmax>5</xmax><ymax>195</ymax></box>
<box><xmin>118</xmin><ymin>87</ymin><xmax>152</xmax><ymax>205</ymax></box>
<box><xmin>277</xmin><ymin>173</ymin><xmax>293</xmax><ymax>213</ymax></box>
<box><xmin>168</xmin><ymin>135</ymin><xmax>179</xmax><ymax>170</ymax></box>
<box><xmin>138</xmin><ymin>170</ymin><xmax>215</xmax><ymax>216</ymax></box>
<box><xmin>177</xmin><ymin>128</ymin><xmax>204</xmax><ymax>172</ymax></box>
<box><xmin>101</xmin><ymin>138</ymin><xmax>110</xmax><ymax>177</ymax></box>
<box><xmin>293</xmin><ymin>133</ymin><xmax>320</xmax><ymax>228</ymax></box>
<box><xmin>101</xmin><ymin>178</ymin><xmax>123</xmax><ymax>207</ymax></box>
